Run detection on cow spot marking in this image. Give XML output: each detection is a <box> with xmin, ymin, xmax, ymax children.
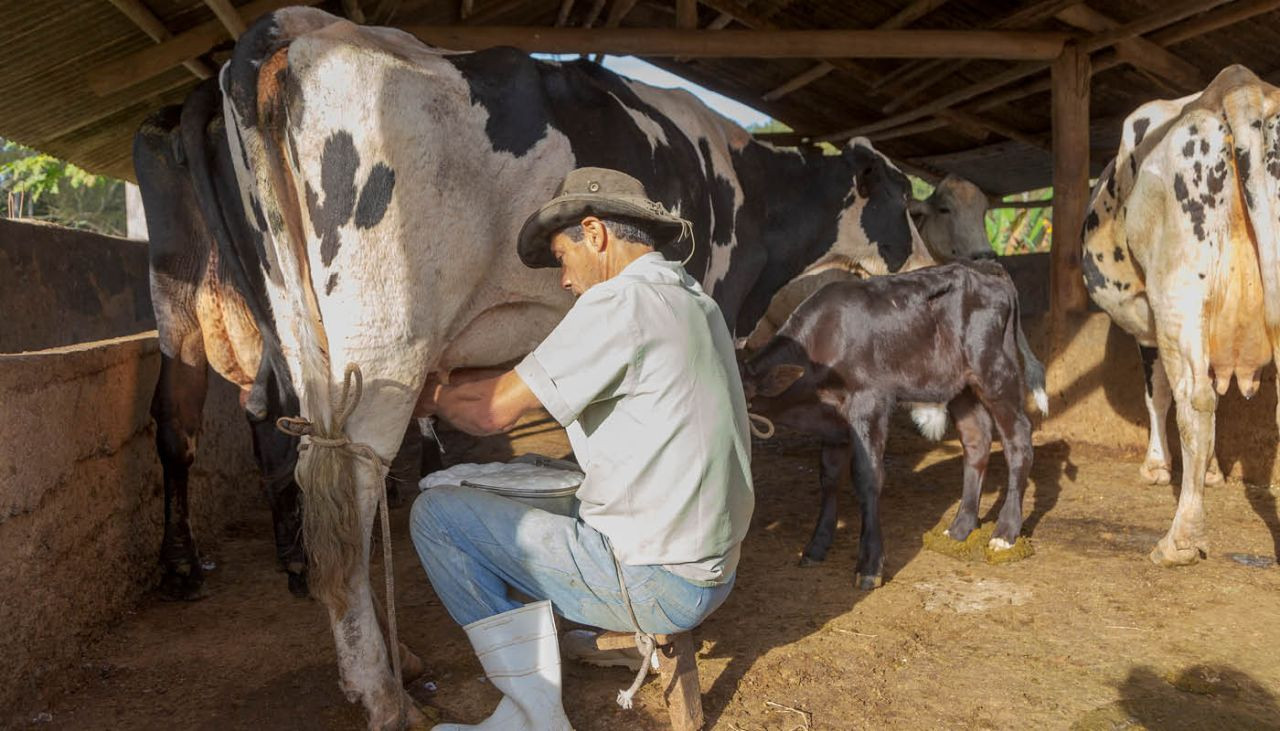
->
<box><xmin>1113</xmin><ymin>246</ymin><xmax>1125</xmax><ymax>263</ymax></box>
<box><xmin>1083</xmin><ymin>250</ymin><xmax>1108</xmax><ymax>294</ymax></box>
<box><xmin>305</xmin><ymin>130</ymin><xmax>399</xmax><ymax>267</ymax></box>
<box><xmin>325</xmin><ymin>272</ymin><xmax>339</xmax><ymax>295</ymax></box>
<box><xmin>1132</xmin><ymin>116</ymin><xmax>1151</xmax><ymax>146</ymax></box>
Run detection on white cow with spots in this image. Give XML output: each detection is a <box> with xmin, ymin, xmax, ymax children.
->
<box><xmin>221</xmin><ymin>8</ymin><xmax>934</xmax><ymax>727</ymax></box>
<box><xmin>1082</xmin><ymin>64</ymin><xmax>1280</xmax><ymax>566</ymax></box>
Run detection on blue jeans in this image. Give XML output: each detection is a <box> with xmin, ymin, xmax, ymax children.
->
<box><xmin>410</xmin><ymin>485</ymin><xmax>734</xmax><ymax>631</ymax></box>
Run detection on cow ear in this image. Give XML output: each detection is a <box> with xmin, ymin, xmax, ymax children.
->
<box><xmin>760</xmin><ymin>364</ymin><xmax>805</xmax><ymax>397</ymax></box>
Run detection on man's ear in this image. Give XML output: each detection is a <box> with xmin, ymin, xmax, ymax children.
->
<box><xmin>760</xmin><ymin>364</ymin><xmax>805</xmax><ymax>397</ymax></box>
<box><xmin>581</xmin><ymin>216</ymin><xmax>606</xmax><ymax>253</ymax></box>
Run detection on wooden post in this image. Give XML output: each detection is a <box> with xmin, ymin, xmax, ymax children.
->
<box><xmin>657</xmin><ymin>633</ymin><xmax>703</xmax><ymax>731</ymax></box>
<box><xmin>1050</xmin><ymin>41</ymin><xmax>1090</xmax><ymax>321</ymax></box>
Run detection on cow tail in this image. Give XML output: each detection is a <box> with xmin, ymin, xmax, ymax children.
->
<box><xmin>223</xmin><ymin>14</ymin><xmax>363</xmax><ymax>618</ymax></box>
<box><xmin>1010</xmin><ymin>282</ymin><xmax>1048</xmax><ymax>415</ymax></box>
<box><xmin>1224</xmin><ymin>85</ymin><xmax>1280</xmax><ymax>334</ymax></box>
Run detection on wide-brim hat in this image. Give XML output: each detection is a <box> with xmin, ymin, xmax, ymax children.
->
<box><xmin>517</xmin><ymin>167</ymin><xmax>691</xmax><ymax>268</ymax></box>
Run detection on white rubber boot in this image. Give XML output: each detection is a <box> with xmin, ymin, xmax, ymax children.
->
<box><xmin>435</xmin><ymin>600</ymin><xmax>573</xmax><ymax>730</ymax></box>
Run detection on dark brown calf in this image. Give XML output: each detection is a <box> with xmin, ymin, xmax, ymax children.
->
<box><xmin>740</xmin><ymin>261</ymin><xmax>1046</xmax><ymax>589</ymax></box>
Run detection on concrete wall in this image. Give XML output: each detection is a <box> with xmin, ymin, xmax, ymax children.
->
<box><xmin>0</xmin><ymin>218</ymin><xmax>155</xmax><ymax>352</ymax></box>
<box><xmin>0</xmin><ymin>222</ymin><xmax>258</xmax><ymax>711</ymax></box>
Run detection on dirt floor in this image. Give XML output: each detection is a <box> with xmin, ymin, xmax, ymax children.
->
<box><xmin>9</xmin><ymin>413</ymin><xmax>1280</xmax><ymax>730</ymax></box>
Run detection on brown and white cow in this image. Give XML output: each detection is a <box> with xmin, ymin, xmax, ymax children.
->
<box><xmin>218</xmin><ymin>8</ymin><xmax>935</xmax><ymax>726</ymax></box>
<box><xmin>1082</xmin><ymin>64</ymin><xmax>1280</xmax><ymax>566</ymax></box>
<box><xmin>911</xmin><ymin>174</ymin><xmax>996</xmax><ymax>262</ymax></box>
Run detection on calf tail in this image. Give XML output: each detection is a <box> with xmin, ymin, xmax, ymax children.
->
<box><xmin>1010</xmin><ymin>285</ymin><xmax>1048</xmax><ymax>415</ymax></box>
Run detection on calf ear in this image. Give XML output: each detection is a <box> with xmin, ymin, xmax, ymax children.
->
<box><xmin>760</xmin><ymin>364</ymin><xmax>806</xmax><ymax>397</ymax></box>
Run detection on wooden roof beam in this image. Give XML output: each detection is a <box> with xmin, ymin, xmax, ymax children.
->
<box><xmin>555</xmin><ymin>0</ymin><xmax>575</xmax><ymax>27</ymax></box>
<box><xmin>1054</xmin><ymin>4</ymin><xmax>1206</xmax><ymax>91</ymax></box>
<box><xmin>872</xmin><ymin>0</ymin><xmax>1082</xmax><ymax>98</ymax></box>
<box><xmin>820</xmin><ymin>0</ymin><xmax>1236</xmax><ymax>143</ymax></box>
<box><xmin>762</xmin><ymin>0</ymin><xmax>953</xmax><ymax>102</ymax></box>
<box><xmin>676</xmin><ymin>0</ymin><xmax>698</xmax><ymax>29</ymax></box>
<box><xmin>107</xmin><ymin>0</ymin><xmax>215</xmax><ymax>81</ymax></box>
<box><xmin>203</xmin><ymin>0</ymin><xmax>247</xmax><ymax>39</ymax></box>
<box><xmin>87</xmin><ymin>0</ymin><xmax>319</xmax><ymax>96</ymax></box>
<box><xmin>404</xmin><ymin>27</ymin><xmax>1071</xmax><ymax>59</ymax></box>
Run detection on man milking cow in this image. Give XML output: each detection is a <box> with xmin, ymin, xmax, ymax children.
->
<box><xmin>413</xmin><ymin>167</ymin><xmax>755</xmax><ymax>729</ymax></box>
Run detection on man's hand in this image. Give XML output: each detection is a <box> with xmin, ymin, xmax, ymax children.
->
<box><xmin>415</xmin><ymin>368</ymin><xmax>542</xmax><ymax>436</ymax></box>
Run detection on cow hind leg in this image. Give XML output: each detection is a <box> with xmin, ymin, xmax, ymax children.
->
<box><xmin>1140</xmin><ymin>346</ymin><xmax>1223</xmax><ymax>486</ymax></box>
<box><xmin>977</xmin><ymin>379</ymin><xmax>1034</xmax><ymax>550</ymax></box>
<box><xmin>248</xmin><ymin>411</ymin><xmax>308</xmax><ymax>598</ymax></box>
<box><xmin>800</xmin><ymin>442</ymin><xmax>852</xmax><ymax>566</ymax></box>
<box><xmin>847</xmin><ymin>399</ymin><xmax>891</xmax><ymax>590</ymax></box>
<box><xmin>153</xmin><ymin>353</ymin><xmax>210</xmax><ymax>601</ymax></box>
<box><xmin>946</xmin><ymin>389</ymin><xmax>992</xmax><ymax>541</ymax></box>
<box><xmin>1152</xmin><ymin>390</ymin><xmax>1216</xmax><ymax>567</ymax></box>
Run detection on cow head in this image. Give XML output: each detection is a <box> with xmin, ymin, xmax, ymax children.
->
<box><xmin>828</xmin><ymin>138</ymin><xmax>935</xmax><ymax>276</ymax></box>
<box><xmin>908</xmin><ymin>175</ymin><xmax>995</xmax><ymax>261</ymax></box>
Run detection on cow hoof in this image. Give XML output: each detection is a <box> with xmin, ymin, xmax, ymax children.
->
<box><xmin>399</xmin><ymin>643</ymin><xmax>427</xmax><ymax>684</ymax></box>
<box><xmin>159</xmin><ymin>566</ymin><xmax>208</xmax><ymax>602</ymax></box>
<box><xmin>287</xmin><ymin>569</ymin><xmax>309</xmax><ymax>599</ymax></box>
<box><xmin>947</xmin><ymin>514</ymin><xmax>978</xmax><ymax>542</ymax></box>
<box><xmin>988</xmin><ymin>536</ymin><xmax>1015</xmax><ymax>551</ymax></box>
<box><xmin>1139</xmin><ymin>461</ymin><xmax>1172</xmax><ymax>486</ymax></box>
<box><xmin>798</xmin><ymin>554</ymin><xmax>825</xmax><ymax>567</ymax></box>
<box><xmin>854</xmin><ymin>573</ymin><xmax>883</xmax><ymax>590</ymax></box>
<box><xmin>1205</xmin><ymin>462</ymin><xmax>1225</xmax><ymax>486</ymax></box>
<box><xmin>1149</xmin><ymin>536</ymin><xmax>1203</xmax><ymax>567</ymax></box>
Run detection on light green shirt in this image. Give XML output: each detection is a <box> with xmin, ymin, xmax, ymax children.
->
<box><xmin>515</xmin><ymin>252</ymin><xmax>754</xmax><ymax>583</ymax></box>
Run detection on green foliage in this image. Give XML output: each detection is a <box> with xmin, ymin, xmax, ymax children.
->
<box><xmin>986</xmin><ymin>188</ymin><xmax>1053</xmax><ymax>255</ymax></box>
<box><xmin>1</xmin><ymin>139</ymin><xmax>126</xmax><ymax>237</ymax></box>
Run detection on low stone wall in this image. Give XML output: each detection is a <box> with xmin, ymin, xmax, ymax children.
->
<box><xmin>0</xmin><ymin>218</ymin><xmax>154</xmax><ymax>352</ymax></box>
<box><xmin>0</xmin><ymin>219</ymin><xmax>259</xmax><ymax>712</ymax></box>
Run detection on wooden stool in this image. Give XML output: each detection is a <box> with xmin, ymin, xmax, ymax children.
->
<box><xmin>594</xmin><ymin>630</ymin><xmax>703</xmax><ymax>730</ymax></box>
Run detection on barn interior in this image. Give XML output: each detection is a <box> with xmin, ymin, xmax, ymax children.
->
<box><xmin>3</xmin><ymin>1</ymin><xmax>1280</xmax><ymax>728</ymax></box>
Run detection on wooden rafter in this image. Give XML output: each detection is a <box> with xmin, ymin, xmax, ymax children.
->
<box><xmin>403</xmin><ymin>27</ymin><xmax>1070</xmax><ymax>59</ymax></box>
<box><xmin>555</xmin><ymin>0</ymin><xmax>575</xmax><ymax>27</ymax></box>
<box><xmin>875</xmin><ymin>0</ymin><xmax>1081</xmax><ymax>93</ymax></box>
<box><xmin>1055</xmin><ymin>4</ymin><xmax>1206</xmax><ymax>91</ymax></box>
<box><xmin>676</xmin><ymin>0</ymin><xmax>698</xmax><ymax>29</ymax></box>
<box><xmin>821</xmin><ymin>0</ymin><xmax>1240</xmax><ymax>143</ymax></box>
<box><xmin>464</xmin><ymin>0</ymin><xmax>530</xmax><ymax>24</ymax></box>
<box><xmin>591</xmin><ymin>0</ymin><xmax>640</xmax><ymax>62</ymax></box>
<box><xmin>106</xmin><ymin>0</ymin><xmax>215</xmax><ymax>81</ymax></box>
<box><xmin>763</xmin><ymin>0</ymin><xmax>953</xmax><ymax>102</ymax></box>
<box><xmin>582</xmin><ymin>0</ymin><xmax>606</xmax><ymax>28</ymax></box>
<box><xmin>87</xmin><ymin>0</ymin><xmax>320</xmax><ymax>96</ymax></box>
<box><xmin>203</xmin><ymin>0</ymin><xmax>247</xmax><ymax>38</ymax></box>
<box><xmin>341</xmin><ymin>0</ymin><xmax>366</xmax><ymax>23</ymax></box>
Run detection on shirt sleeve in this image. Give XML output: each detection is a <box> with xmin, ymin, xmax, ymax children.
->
<box><xmin>514</xmin><ymin>287</ymin><xmax>639</xmax><ymax>427</ymax></box>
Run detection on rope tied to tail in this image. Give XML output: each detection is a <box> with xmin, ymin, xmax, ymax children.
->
<box><xmin>748</xmin><ymin>412</ymin><xmax>776</xmax><ymax>439</ymax></box>
<box><xmin>276</xmin><ymin>364</ymin><xmax>405</xmax><ymax>712</ymax></box>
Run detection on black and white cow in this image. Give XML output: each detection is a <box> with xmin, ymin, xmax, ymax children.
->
<box><xmin>1082</xmin><ymin>64</ymin><xmax>1280</xmax><ymax>566</ymax></box>
<box><xmin>220</xmin><ymin>8</ymin><xmax>935</xmax><ymax>726</ymax></box>
<box><xmin>136</xmin><ymin>79</ymin><xmax>433</xmax><ymax>602</ymax></box>
<box><xmin>135</xmin><ymin>81</ymin><xmax>307</xmax><ymax>601</ymax></box>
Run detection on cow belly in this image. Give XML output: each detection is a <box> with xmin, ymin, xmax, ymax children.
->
<box><xmin>1206</xmin><ymin>213</ymin><xmax>1271</xmax><ymax>395</ymax></box>
<box><xmin>436</xmin><ymin>302</ymin><xmax>569</xmax><ymax>373</ymax></box>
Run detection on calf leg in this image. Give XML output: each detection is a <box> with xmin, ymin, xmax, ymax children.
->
<box><xmin>800</xmin><ymin>442</ymin><xmax>852</xmax><ymax>566</ymax></box>
<box><xmin>978</xmin><ymin>385</ymin><xmax>1034</xmax><ymax>550</ymax></box>
<box><xmin>152</xmin><ymin>353</ymin><xmax>209</xmax><ymax>601</ymax></box>
<box><xmin>847</xmin><ymin>399</ymin><xmax>890</xmax><ymax>590</ymax></box>
<box><xmin>946</xmin><ymin>389</ymin><xmax>992</xmax><ymax>542</ymax></box>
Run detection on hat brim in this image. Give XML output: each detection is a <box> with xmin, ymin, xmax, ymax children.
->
<box><xmin>517</xmin><ymin>193</ymin><xmax>688</xmax><ymax>268</ymax></box>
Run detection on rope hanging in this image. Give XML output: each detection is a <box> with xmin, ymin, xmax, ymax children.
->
<box><xmin>748</xmin><ymin>412</ymin><xmax>776</xmax><ymax>439</ymax></box>
<box><xmin>276</xmin><ymin>364</ymin><xmax>404</xmax><ymax>707</ymax></box>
